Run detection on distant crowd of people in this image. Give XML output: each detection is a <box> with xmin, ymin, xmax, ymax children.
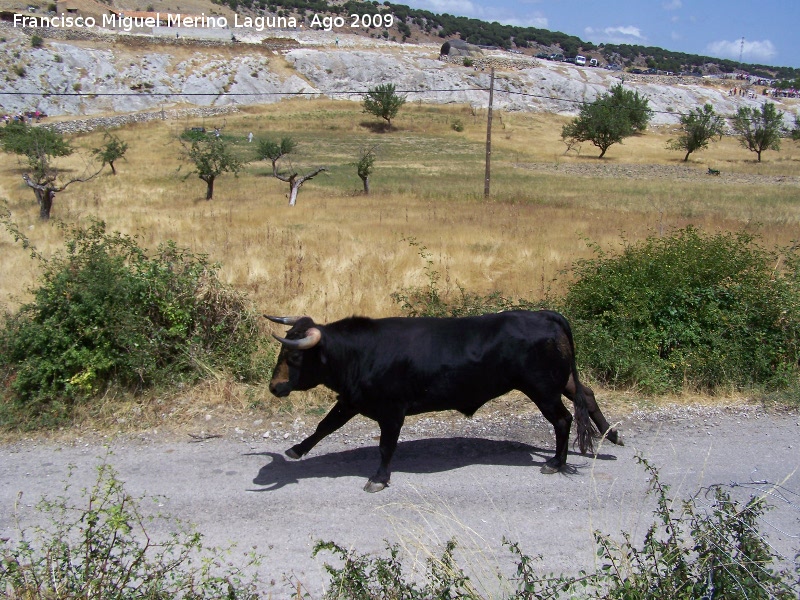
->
<box><xmin>2</xmin><ymin>111</ymin><xmax>46</xmax><ymax>124</ymax></box>
<box><xmin>728</xmin><ymin>86</ymin><xmax>798</xmax><ymax>99</ymax></box>
<box><xmin>765</xmin><ymin>87</ymin><xmax>799</xmax><ymax>98</ymax></box>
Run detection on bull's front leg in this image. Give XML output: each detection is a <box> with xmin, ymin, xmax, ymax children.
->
<box><xmin>364</xmin><ymin>416</ymin><xmax>405</xmax><ymax>493</ymax></box>
<box><xmin>286</xmin><ymin>401</ymin><xmax>356</xmax><ymax>459</ymax></box>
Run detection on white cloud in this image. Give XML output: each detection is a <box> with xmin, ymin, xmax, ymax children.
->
<box><xmin>705</xmin><ymin>39</ymin><xmax>777</xmax><ymax>63</ymax></box>
<box><xmin>412</xmin><ymin>0</ymin><xmax>480</xmax><ymax>16</ymax></box>
<box><xmin>585</xmin><ymin>25</ymin><xmax>647</xmax><ymax>45</ymax></box>
<box><xmin>662</xmin><ymin>0</ymin><xmax>682</xmax><ymax>10</ymax></box>
<box><xmin>502</xmin><ymin>13</ymin><xmax>548</xmax><ymax>28</ymax></box>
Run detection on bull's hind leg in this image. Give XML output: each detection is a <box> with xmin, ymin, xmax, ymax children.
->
<box><xmin>524</xmin><ymin>389</ymin><xmax>573</xmax><ymax>474</ymax></box>
<box><xmin>564</xmin><ymin>376</ymin><xmax>623</xmax><ymax>446</ymax></box>
<box><xmin>286</xmin><ymin>401</ymin><xmax>356</xmax><ymax>459</ymax></box>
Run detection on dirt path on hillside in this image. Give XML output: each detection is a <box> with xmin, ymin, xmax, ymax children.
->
<box><xmin>1</xmin><ymin>404</ymin><xmax>798</xmax><ymax>598</ymax></box>
<box><xmin>514</xmin><ymin>161</ymin><xmax>800</xmax><ymax>187</ymax></box>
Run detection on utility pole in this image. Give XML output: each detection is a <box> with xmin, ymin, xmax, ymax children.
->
<box><xmin>484</xmin><ymin>67</ymin><xmax>495</xmax><ymax>198</ymax></box>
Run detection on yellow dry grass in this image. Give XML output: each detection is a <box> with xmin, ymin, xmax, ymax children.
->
<box><xmin>1</xmin><ymin>99</ymin><xmax>798</xmax><ymax>432</ymax></box>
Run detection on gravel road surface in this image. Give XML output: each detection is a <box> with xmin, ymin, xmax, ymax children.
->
<box><xmin>2</xmin><ymin>403</ymin><xmax>798</xmax><ymax>597</ymax></box>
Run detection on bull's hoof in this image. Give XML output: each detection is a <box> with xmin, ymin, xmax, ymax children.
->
<box><xmin>285</xmin><ymin>447</ymin><xmax>301</xmax><ymax>459</ymax></box>
<box><xmin>540</xmin><ymin>458</ymin><xmax>562</xmax><ymax>474</ymax></box>
<box><xmin>364</xmin><ymin>480</ymin><xmax>388</xmax><ymax>493</ymax></box>
<box><xmin>607</xmin><ymin>430</ymin><xmax>624</xmax><ymax>446</ymax></box>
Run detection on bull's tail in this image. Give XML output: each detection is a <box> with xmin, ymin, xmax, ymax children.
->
<box><xmin>560</xmin><ymin>314</ymin><xmax>596</xmax><ymax>455</ymax></box>
<box><xmin>572</xmin><ymin>373</ymin><xmax>595</xmax><ymax>455</ymax></box>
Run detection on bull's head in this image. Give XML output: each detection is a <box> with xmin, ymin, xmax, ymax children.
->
<box><xmin>265</xmin><ymin>315</ymin><xmax>323</xmax><ymax>398</ymax></box>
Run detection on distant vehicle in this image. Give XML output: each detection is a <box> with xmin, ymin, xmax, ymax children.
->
<box><xmin>535</xmin><ymin>52</ymin><xmax>550</xmax><ymax>59</ymax></box>
<box><xmin>575</xmin><ymin>55</ymin><xmax>586</xmax><ymax>66</ymax></box>
<box><xmin>549</xmin><ymin>53</ymin><xmax>565</xmax><ymax>61</ymax></box>
<box><xmin>564</xmin><ymin>57</ymin><xmax>576</xmax><ymax>64</ymax></box>
<box><xmin>589</xmin><ymin>58</ymin><xmax>599</xmax><ymax>67</ymax></box>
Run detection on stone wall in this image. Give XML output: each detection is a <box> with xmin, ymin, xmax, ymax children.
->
<box><xmin>41</xmin><ymin>106</ymin><xmax>239</xmax><ymax>134</ymax></box>
<box><xmin>0</xmin><ymin>21</ymin><xmax>298</xmax><ymax>51</ymax></box>
<box><xmin>439</xmin><ymin>54</ymin><xmax>538</xmax><ymax>72</ymax></box>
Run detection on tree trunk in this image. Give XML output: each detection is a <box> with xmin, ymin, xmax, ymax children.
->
<box><xmin>757</xmin><ymin>150</ymin><xmax>762</xmax><ymax>162</ymax></box>
<box><xmin>109</xmin><ymin>161</ymin><xmax>117</xmax><ymax>175</ymax></box>
<box><xmin>683</xmin><ymin>150</ymin><xmax>691</xmax><ymax>162</ymax></box>
<box><xmin>598</xmin><ymin>147</ymin><xmax>607</xmax><ymax>158</ymax></box>
<box><xmin>38</xmin><ymin>188</ymin><xmax>55</xmax><ymax>221</ymax></box>
<box><xmin>361</xmin><ymin>175</ymin><xmax>370</xmax><ymax>195</ymax></box>
<box><xmin>288</xmin><ymin>181</ymin><xmax>300</xmax><ymax>206</ymax></box>
<box><xmin>281</xmin><ymin>168</ymin><xmax>327</xmax><ymax>207</ymax></box>
<box><xmin>205</xmin><ymin>176</ymin><xmax>215</xmax><ymax>200</ymax></box>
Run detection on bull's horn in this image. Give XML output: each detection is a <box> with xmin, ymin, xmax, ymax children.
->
<box><xmin>272</xmin><ymin>327</ymin><xmax>321</xmax><ymax>350</ymax></box>
<box><xmin>264</xmin><ymin>315</ymin><xmax>303</xmax><ymax>325</ymax></box>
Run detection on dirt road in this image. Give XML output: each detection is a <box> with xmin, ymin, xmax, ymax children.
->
<box><xmin>2</xmin><ymin>403</ymin><xmax>798</xmax><ymax>597</ymax></box>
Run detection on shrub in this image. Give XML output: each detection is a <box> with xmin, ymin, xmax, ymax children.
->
<box><xmin>314</xmin><ymin>538</ymin><xmax>478</xmax><ymax>599</ymax></box>
<box><xmin>0</xmin><ymin>219</ymin><xmax>267</xmax><ymax>427</ymax></box>
<box><xmin>30</xmin><ymin>34</ymin><xmax>44</xmax><ymax>48</ymax></box>
<box><xmin>0</xmin><ymin>459</ymin><xmax>262</xmax><ymax>599</ymax></box>
<box><xmin>562</xmin><ymin>227</ymin><xmax>800</xmax><ymax>393</ymax></box>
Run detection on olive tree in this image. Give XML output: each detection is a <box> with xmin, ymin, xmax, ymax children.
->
<box><xmin>667</xmin><ymin>104</ymin><xmax>726</xmax><ymax>162</ymax></box>
<box><xmin>730</xmin><ymin>102</ymin><xmax>786</xmax><ymax>162</ymax></box>
<box><xmin>0</xmin><ymin>121</ymin><xmax>103</xmax><ymax>220</ymax></box>
<box><xmin>91</xmin><ymin>130</ymin><xmax>128</xmax><ymax>175</ymax></box>
<box><xmin>561</xmin><ymin>83</ymin><xmax>653</xmax><ymax>158</ymax></box>
<box><xmin>362</xmin><ymin>83</ymin><xmax>406</xmax><ymax>129</ymax></box>
<box><xmin>355</xmin><ymin>146</ymin><xmax>377</xmax><ymax>195</ymax></box>
<box><xmin>182</xmin><ymin>135</ymin><xmax>246</xmax><ymax>200</ymax></box>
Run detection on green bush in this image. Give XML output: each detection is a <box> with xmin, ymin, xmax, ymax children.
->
<box><xmin>562</xmin><ymin>227</ymin><xmax>800</xmax><ymax>393</ymax></box>
<box><xmin>0</xmin><ymin>219</ymin><xmax>267</xmax><ymax>427</ymax></box>
<box><xmin>0</xmin><ymin>459</ymin><xmax>262</xmax><ymax>599</ymax></box>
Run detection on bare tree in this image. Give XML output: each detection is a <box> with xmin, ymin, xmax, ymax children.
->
<box><xmin>257</xmin><ymin>137</ymin><xmax>326</xmax><ymax>206</ymax></box>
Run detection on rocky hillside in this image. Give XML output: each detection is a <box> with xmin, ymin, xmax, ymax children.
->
<box><xmin>1</xmin><ymin>24</ymin><xmax>797</xmax><ymax>126</ymax></box>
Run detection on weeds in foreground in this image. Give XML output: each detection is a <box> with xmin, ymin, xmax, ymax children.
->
<box><xmin>316</xmin><ymin>456</ymin><xmax>799</xmax><ymax>599</ymax></box>
<box><xmin>2</xmin><ymin>455</ymin><xmax>797</xmax><ymax>599</ymax></box>
<box><xmin>0</xmin><ymin>458</ymin><xmax>262</xmax><ymax>599</ymax></box>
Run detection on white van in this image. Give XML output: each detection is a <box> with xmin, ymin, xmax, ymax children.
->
<box><xmin>575</xmin><ymin>55</ymin><xmax>586</xmax><ymax>66</ymax></box>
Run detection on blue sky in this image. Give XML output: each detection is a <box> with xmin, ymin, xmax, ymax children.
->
<box><xmin>398</xmin><ymin>0</ymin><xmax>800</xmax><ymax>69</ymax></box>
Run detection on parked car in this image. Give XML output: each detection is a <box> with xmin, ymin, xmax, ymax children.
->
<box><xmin>535</xmin><ymin>53</ymin><xmax>550</xmax><ymax>59</ymax></box>
<box><xmin>575</xmin><ymin>55</ymin><xmax>586</xmax><ymax>66</ymax></box>
<box><xmin>548</xmin><ymin>53</ymin><xmax>564</xmax><ymax>61</ymax></box>
<box><xmin>589</xmin><ymin>58</ymin><xmax>599</xmax><ymax>67</ymax></box>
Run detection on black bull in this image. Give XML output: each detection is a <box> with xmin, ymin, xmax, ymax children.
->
<box><xmin>266</xmin><ymin>310</ymin><xmax>622</xmax><ymax>492</ymax></box>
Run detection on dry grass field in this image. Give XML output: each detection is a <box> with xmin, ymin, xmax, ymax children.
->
<box><xmin>1</xmin><ymin>100</ymin><xmax>799</xmax><ymax>426</ymax></box>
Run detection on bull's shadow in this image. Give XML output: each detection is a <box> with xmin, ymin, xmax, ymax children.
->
<box><xmin>248</xmin><ymin>437</ymin><xmax>617</xmax><ymax>491</ymax></box>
